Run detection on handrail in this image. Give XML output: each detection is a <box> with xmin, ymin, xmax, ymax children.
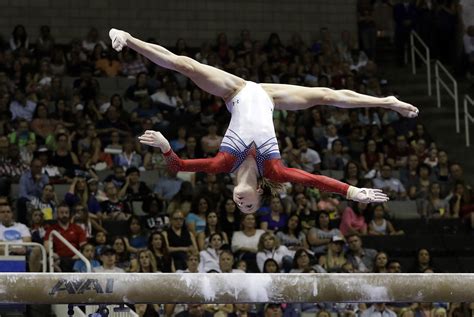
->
<box><xmin>48</xmin><ymin>230</ymin><xmax>91</xmax><ymax>272</ymax></box>
<box><xmin>410</xmin><ymin>31</ymin><xmax>432</xmax><ymax>96</ymax></box>
<box><xmin>465</xmin><ymin>95</ymin><xmax>474</xmax><ymax>147</ymax></box>
<box><xmin>0</xmin><ymin>242</ymin><xmax>47</xmax><ymax>272</ymax></box>
<box><xmin>435</xmin><ymin>60</ymin><xmax>460</xmax><ymax>133</ymax></box>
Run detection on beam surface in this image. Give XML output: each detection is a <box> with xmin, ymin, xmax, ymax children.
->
<box><xmin>0</xmin><ymin>273</ymin><xmax>472</xmax><ymax>304</ymax></box>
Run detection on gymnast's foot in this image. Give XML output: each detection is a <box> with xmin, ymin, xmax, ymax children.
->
<box><xmin>138</xmin><ymin>130</ymin><xmax>171</xmax><ymax>153</ymax></box>
<box><xmin>386</xmin><ymin>96</ymin><xmax>419</xmax><ymax>118</ymax></box>
<box><xmin>347</xmin><ymin>186</ymin><xmax>389</xmax><ymax>203</ymax></box>
<box><xmin>109</xmin><ymin>28</ymin><xmax>130</xmax><ymax>52</ymax></box>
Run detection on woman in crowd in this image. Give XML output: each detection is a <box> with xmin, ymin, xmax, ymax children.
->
<box><xmin>163</xmin><ymin>210</ymin><xmax>198</xmax><ymax>271</ymax></box>
<box><xmin>148</xmin><ymin>231</ymin><xmax>173</xmax><ymax>273</ymax></box>
<box><xmin>256</xmin><ymin>232</ymin><xmax>294</xmax><ymax>273</ymax></box>
<box><xmin>275</xmin><ymin>213</ymin><xmax>307</xmax><ymax>251</ymax></box>
<box><xmin>307</xmin><ymin>211</ymin><xmax>342</xmax><ymax>256</ymax></box>
<box><xmin>196</xmin><ymin>210</ymin><xmax>229</xmax><ymax>251</ymax></box>
<box><xmin>318</xmin><ymin>236</ymin><xmax>347</xmax><ymax>273</ymax></box>
<box><xmin>199</xmin><ymin>232</ymin><xmax>223</xmax><ymax>273</ymax></box>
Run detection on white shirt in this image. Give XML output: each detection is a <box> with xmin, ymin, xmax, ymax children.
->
<box><xmin>0</xmin><ymin>222</ymin><xmax>31</xmax><ymax>243</ymax></box>
<box><xmin>256</xmin><ymin>246</ymin><xmax>295</xmax><ymax>272</ymax></box>
<box><xmin>231</xmin><ymin>229</ymin><xmax>265</xmax><ymax>253</ymax></box>
<box><xmin>300</xmin><ymin>148</ymin><xmax>321</xmax><ymax>173</ymax></box>
<box><xmin>361</xmin><ymin>305</ymin><xmax>397</xmax><ymax>317</ymax></box>
<box><xmin>199</xmin><ymin>248</ymin><xmax>220</xmax><ymax>273</ymax></box>
<box><xmin>373</xmin><ymin>177</ymin><xmax>406</xmax><ymax>194</ymax></box>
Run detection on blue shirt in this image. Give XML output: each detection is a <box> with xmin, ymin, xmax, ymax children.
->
<box><xmin>10</xmin><ymin>99</ymin><xmax>37</xmax><ymax>121</ymax></box>
<box><xmin>154</xmin><ymin>177</ymin><xmax>183</xmax><ymax>201</ymax></box>
<box><xmin>19</xmin><ymin>171</ymin><xmax>49</xmax><ymax>200</ymax></box>
<box><xmin>186</xmin><ymin>213</ymin><xmax>206</xmax><ymax>234</ymax></box>
<box><xmin>73</xmin><ymin>259</ymin><xmax>101</xmax><ymax>272</ymax></box>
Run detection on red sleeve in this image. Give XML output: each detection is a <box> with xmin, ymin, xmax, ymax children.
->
<box><xmin>263</xmin><ymin>159</ymin><xmax>350</xmax><ymax>197</ymax></box>
<box><xmin>163</xmin><ymin>150</ymin><xmax>236</xmax><ymax>174</ymax></box>
<box><xmin>77</xmin><ymin>225</ymin><xmax>87</xmax><ymax>245</ymax></box>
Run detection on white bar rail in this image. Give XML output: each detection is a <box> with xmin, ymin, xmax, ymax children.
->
<box><xmin>435</xmin><ymin>60</ymin><xmax>460</xmax><ymax>133</ymax></box>
<box><xmin>48</xmin><ymin>229</ymin><xmax>91</xmax><ymax>272</ymax></box>
<box><xmin>0</xmin><ymin>241</ymin><xmax>47</xmax><ymax>272</ymax></box>
<box><xmin>465</xmin><ymin>95</ymin><xmax>474</xmax><ymax>147</ymax></box>
<box><xmin>410</xmin><ymin>31</ymin><xmax>432</xmax><ymax>96</ymax></box>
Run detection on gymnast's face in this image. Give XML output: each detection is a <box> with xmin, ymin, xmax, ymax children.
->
<box><xmin>233</xmin><ymin>185</ymin><xmax>262</xmax><ymax>214</ymax></box>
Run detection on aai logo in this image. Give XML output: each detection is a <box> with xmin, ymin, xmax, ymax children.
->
<box><xmin>49</xmin><ymin>278</ymin><xmax>114</xmax><ymax>295</ymax></box>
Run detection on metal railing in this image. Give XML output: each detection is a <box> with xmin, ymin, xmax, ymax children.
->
<box><xmin>435</xmin><ymin>60</ymin><xmax>460</xmax><ymax>133</ymax></box>
<box><xmin>0</xmin><ymin>241</ymin><xmax>47</xmax><ymax>272</ymax></box>
<box><xmin>48</xmin><ymin>230</ymin><xmax>91</xmax><ymax>272</ymax></box>
<box><xmin>410</xmin><ymin>31</ymin><xmax>432</xmax><ymax>96</ymax></box>
<box><xmin>465</xmin><ymin>95</ymin><xmax>474</xmax><ymax>147</ymax></box>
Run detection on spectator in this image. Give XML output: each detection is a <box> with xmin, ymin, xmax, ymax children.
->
<box><xmin>345</xmin><ymin>233</ymin><xmax>377</xmax><ymax>272</ymax></box>
<box><xmin>154</xmin><ymin>170</ymin><xmax>184</xmax><ymax>202</ymax></box>
<box><xmin>218</xmin><ymin>249</ymin><xmax>244</xmax><ymax>273</ymax></box>
<box><xmin>118</xmin><ymin>167</ymin><xmax>151</xmax><ymax>201</ymax></box>
<box><xmin>340</xmin><ymin>202</ymin><xmax>369</xmax><ymax>236</ymax></box>
<box><xmin>256</xmin><ymin>232</ymin><xmax>293</xmax><ymax>272</ymax></box>
<box><xmin>9</xmin><ymin>119</ymin><xmax>36</xmax><ymax>151</ymax></box>
<box><xmin>373</xmin><ymin>164</ymin><xmax>407</xmax><ymax>200</ymax></box>
<box><xmin>125</xmin><ymin>72</ymin><xmax>154</xmax><ymax>102</ymax></box>
<box><xmin>229</xmin><ymin>304</ymin><xmax>257</xmax><ymax>317</ymax></box>
<box><xmin>231</xmin><ymin>213</ymin><xmax>264</xmax><ymax>272</ymax></box>
<box><xmin>142</xmin><ymin>195</ymin><xmax>168</xmax><ymax>232</ymax></box>
<box><xmin>275</xmin><ymin>213</ymin><xmax>307</xmax><ymax>251</ymax></box>
<box><xmin>148</xmin><ymin>231</ymin><xmax>173</xmax><ymax>272</ymax></box>
<box><xmin>341</xmin><ymin>160</ymin><xmax>364</xmax><ymax>188</ymax></box>
<box><xmin>368</xmin><ymin>203</ymin><xmax>404</xmax><ymax>236</ymax></box>
<box><xmin>100</xmin><ymin>181</ymin><xmax>131</xmax><ymax>221</ymax></box>
<box><xmin>307</xmin><ymin>211</ymin><xmax>342</xmax><ymax>255</ymax></box>
<box><xmin>296</xmin><ymin>137</ymin><xmax>321</xmax><ymax>173</ymax></box>
<box><xmin>186</xmin><ymin>196</ymin><xmax>211</xmax><ymax>237</ymax></box>
<box><xmin>127</xmin><ymin>215</ymin><xmax>148</xmax><ymax>252</ymax></box>
<box><xmin>122</xmin><ymin>48</ymin><xmax>148</xmax><ymax>77</ymax></box>
<box><xmin>164</xmin><ymin>210</ymin><xmax>198</xmax><ymax>271</ymax></box>
<box><xmin>361</xmin><ymin>303</ymin><xmax>396</xmax><ymax>317</ymax></box>
<box><xmin>410</xmin><ymin>248</ymin><xmax>435</xmax><ymax>273</ymax></box>
<box><xmin>27</xmin><ymin>183</ymin><xmax>58</xmax><ymax>222</ymax></box>
<box><xmin>9</xmin><ymin>24</ymin><xmax>29</xmax><ymax>51</ymax></box>
<box><xmin>373</xmin><ymin>251</ymin><xmax>389</xmax><ymax>273</ymax></box>
<box><xmin>322</xmin><ymin>139</ymin><xmax>349</xmax><ymax>170</ymax></box>
<box><xmin>196</xmin><ymin>210</ymin><xmax>229</xmax><ymax>251</ymax></box>
<box><xmin>49</xmin><ymin>133</ymin><xmax>79</xmax><ymax>178</ymax></box>
<box><xmin>177</xmin><ymin>250</ymin><xmax>201</xmax><ymax>273</ymax></box>
<box><xmin>65</xmin><ymin>177</ymin><xmax>101</xmax><ymax>215</ymax></box>
<box><xmin>17</xmin><ymin>158</ymin><xmax>49</xmax><ymax>224</ymax></box>
<box><xmin>73</xmin><ymin>243</ymin><xmax>101</xmax><ymax>272</ymax></box>
<box><xmin>82</xmin><ymin>27</ymin><xmax>107</xmax><ymax>55</ymax></box>
<box><xmin>0</xmin><ymin>198</ymin><xmax>42</xmax><ymax>272</ymax></box>
<box><xmin>201</xmin><ymin>123</ymin><xmax>223</xmax><ymax>155</ymax></box>
<box><xmin>290</xmin><ymin>248</ymin><xmax>325</xmax><ymax>273</ymax></box>
<box><xmin>262</xmin><ymin>258</ymin><xmax>280</xmax><ymax>273</ymax></box>
<box><xmin>111</xmin><ymin>236</ymin><xmax>136</xmax><ymax>272</ymax></box>
<box><xmin>360</xmin><ymin>139</ymin><xmax>384</xmax><ymax>174</ymax></box>
<box><xmin>199</xmin><ymin>232</ymin><xmax>222</xmax><ymax>273</ymax></box>
<box><xmin>93</xmin><ymin>245</ymin><xmax>125</xmax><ymax>273</ymax></box>
<box><xmin>387</xmin><ymin>259</ymin><xmax>402</xmax><ymax>273</ymax></box>
<box><xmin>263</xmin><ymin>304</ymin><xmax>283</xmax><ymax>317</ymax></box>
<box><xmin>260</xmin><ymin>197</ymin><xmax>288</xmax><ymax>232</ymax></box>
<box><xmin>220</xmin><ymin>198</ymin><xmax>240</xmax><ymax>241</ymax></box>
<box><xmin>318</xmin><ymin>235</ymin><xmax>347</xmax><ymax>272</ymax></box>
<box><xmin>136</xmin><ymin>249</ymin><xmax>158</xmax><ymax>273</ymax></box>
<box><xmin>44</xmin><ymin>203</ymin><xmax>87</xmax><ymax>272</ymax></box>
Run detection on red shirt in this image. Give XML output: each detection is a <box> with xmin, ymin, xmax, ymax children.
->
<box><xmin>45</xmin><ymin>223</ymin><xmax>87</xmax><ymax>257</ymax></box>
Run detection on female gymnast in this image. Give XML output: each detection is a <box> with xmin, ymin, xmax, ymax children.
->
<box><xmin>109</xmin><ymin>28</ymin><xmax>419</xmax><ymax>214</ymax></box>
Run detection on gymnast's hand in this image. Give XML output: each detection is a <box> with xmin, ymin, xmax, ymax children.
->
<box><xmin>109</xmin><ymin>28</ymin><xmax>130</xmax><ymax>52</ymax></box>
<box><xmin>138</xmin><ymin>130</ymin><xmax>171</xmax><ymax>153</ymax></box>
<box><xmin>347</xmin><ymin>187</ymin><xmax>389</xmax><ymax>203</ymax></box>
<box><xmin>386</xmin><ymin>96</ymin><xmax>419</xmax><ymax>118</ymax></box>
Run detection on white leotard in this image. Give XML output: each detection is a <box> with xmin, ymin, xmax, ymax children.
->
<box><xmin>220</xmin><ymin>81</ymin><xmax>280</xmax><ymax>175</ymax></box>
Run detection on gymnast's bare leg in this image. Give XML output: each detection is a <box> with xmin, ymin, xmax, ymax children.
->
<box><xmin>260</xmin><ymin>84</ymin><xmax>419</xmax><ymax>118</ymax></box>
<box><xmin>109</xmin><ymin>29</ymin><xmax>244</xmax><ymax>101</ymax></box>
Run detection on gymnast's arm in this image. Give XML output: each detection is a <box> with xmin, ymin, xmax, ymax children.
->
<box><xmin>139</xmin><ymin>130</ymin><xmax>236</xmax><ymax>174</ymax></box>
<box><xmin>263</xmin><ymin>159</ymin><xmax>389</xmax><ymax>203</ymax></box>
<box><xmin>162</xmin><ymin>149</ymin><xmax>236</xmax><ymax>174</ymax></box>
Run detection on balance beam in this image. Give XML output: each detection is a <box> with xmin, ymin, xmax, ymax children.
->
<box><xmin>0</xmin><ymin>273</ymin><xmax>472</xmax><ymax>304</ymax></box>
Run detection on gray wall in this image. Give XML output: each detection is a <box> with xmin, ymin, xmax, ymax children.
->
<box><xmin>0</xmin><ymin>0</ymin><xmax>357</xmax><ymax>46</ymax></box>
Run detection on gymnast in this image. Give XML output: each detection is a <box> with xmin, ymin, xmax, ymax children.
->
<box><xmin>109</xmin><ymin>28</ymin><xmax>419</xmax><ymax>214</ymax></box>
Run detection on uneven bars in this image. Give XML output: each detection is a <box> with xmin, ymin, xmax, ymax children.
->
<box><xmin>0</xmin><ymin>273</ymin><xmax>472</xmax><ymax>304</ymax></box>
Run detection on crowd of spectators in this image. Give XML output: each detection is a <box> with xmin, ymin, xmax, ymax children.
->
<box><xmin>0</xmin><ymin>1</ymin><xmax>474</xmax><ymax>316</ymax></box>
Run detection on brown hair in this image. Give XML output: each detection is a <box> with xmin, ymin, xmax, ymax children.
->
<box><xmin>259</xmin><ymin>177</ymin><xmax>285</xmax><ymax>203</ymax></box>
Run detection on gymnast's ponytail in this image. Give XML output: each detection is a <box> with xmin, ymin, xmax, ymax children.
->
<box><xmin>259</xmin><ymin>177</ymin><xmax>285</xmax><ymax>203</ymax></box>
